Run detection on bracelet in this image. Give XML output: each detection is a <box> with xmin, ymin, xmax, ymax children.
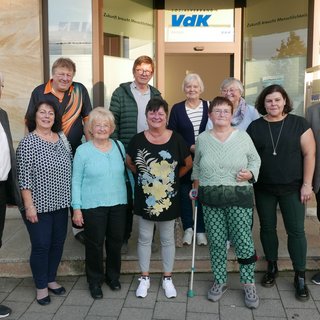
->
<box><xmin>303</xmin><ymin>183</ymin><xmax>313</xmax><ymax>189</ymax></box>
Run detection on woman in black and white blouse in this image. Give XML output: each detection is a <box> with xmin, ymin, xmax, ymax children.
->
<box><xmin>17</xmin><ymin>100</ymin><xmax>72</xmax><ymax>306</ymax></box>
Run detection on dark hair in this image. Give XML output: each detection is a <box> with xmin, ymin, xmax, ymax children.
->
<box><xmin>25</xmin><ymin>100</ymin><xmax>62</xmax><ymax>133</ymax></box>
<box><xmin>255</xmin><ymin>84</ymin><xmax>293</xmax><ymax>115</ymax></box>
<box><xmin>132</xmin><ymin>55</ymin><xmax>154</xmax><ymax>73</ymax></box>
<box><xmin>145</xmin><ymin>98</ymin><xmax>169</xmax><ymax>116</ymax></box>
<box><xmin>209</xmin><ymin>96</ymin><xmax>234</xmax><ymax>114</ymax></box>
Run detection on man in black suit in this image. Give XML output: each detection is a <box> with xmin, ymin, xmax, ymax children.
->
<box><xmin>0</xmin><ymin>72</ymin><xmax>23</xmax><ymax>318</ymax></box>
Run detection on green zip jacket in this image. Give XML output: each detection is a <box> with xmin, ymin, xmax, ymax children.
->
<box><xmin>109</xmin><ymin>82</ymin><xmax>161</xmax><ymax>149</ymax></box>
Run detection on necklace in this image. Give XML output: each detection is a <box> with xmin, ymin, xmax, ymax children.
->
<box><xmin>267</xmin><ymin>118</ymin><xmax>285</xmax><ymax>156</ymax></box>
<box><xmin>35</xmin><ymin>130</ymin><xmax>53</xmax><ymax>141</ymax></box>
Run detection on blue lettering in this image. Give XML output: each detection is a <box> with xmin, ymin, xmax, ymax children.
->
<box><xmin>183</xmin><ymin>15</ymin><xmax>197</xmax><ymax>27</ymax></box>
<box><xmin>196</xmin><ymin>15</ymin><xmax>211</xmax><ymax>26</ymax></box>
<box><xmin>171</xmin><ymin>14</ymin><xmax>212</xmax><ymax>27</ymax></box>
<box><xmin>172</xmin><ymin>14</ymin><xmax>185</xmax><ymax>27</ymax></box>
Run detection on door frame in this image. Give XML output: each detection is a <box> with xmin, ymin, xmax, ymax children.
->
<box><xmin>156</xmin><ymin>8</ymin><xmax>242</xmax><ymax>97</ymax></box>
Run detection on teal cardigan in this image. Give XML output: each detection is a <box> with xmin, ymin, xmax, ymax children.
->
<box><xmin>71</xmin><ymin>140</ymin><xmax>127</xmax><ymax>209</ymax></box>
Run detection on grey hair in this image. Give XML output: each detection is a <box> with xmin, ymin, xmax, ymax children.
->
<box><xmin>220</xmin><ymin>77</ymin><xmax>244</xmax><ymax>95</ymax></box>
<box><xmin>182</xmin><ymin>73</ymin><xmax>204</xmax><ymax>93</ymax></box>
<box><xmin>87</xmin><ymin>107</ymin><xmax>116</xmax><ymax>134</ymax></box>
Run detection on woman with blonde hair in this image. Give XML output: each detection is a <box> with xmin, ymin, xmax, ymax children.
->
<box><xmin>72</xmin><ymin>107</ymin><xmax>128</xmax><ymax>299</ymax></box>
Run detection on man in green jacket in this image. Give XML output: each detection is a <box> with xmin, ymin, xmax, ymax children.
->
<box><xmin>110</xmin><ymin>55</ymin><xmax>161</xmax><ymax>253</ymax></box>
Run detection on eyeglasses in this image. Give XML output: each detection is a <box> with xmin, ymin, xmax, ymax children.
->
<box><xmin>94</xmin><ymin>124</ymin><xmax>111</xmax><ymax>130</ymax></box>
<box><xmin>135</xmin><ymin>69</ymin><xmax>153</xmax><ymax>76</ymax></box>
<box><xmin>212</xmin><ymin>109</ymin><xmax>231</xmax><ymax>115</ymax></box>
<box><xmin>221</xmin><ymin>88</ymin><xmax>238</xmax><ymax>94</ymax></box>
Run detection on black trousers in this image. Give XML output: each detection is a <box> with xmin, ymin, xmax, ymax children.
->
<box><xmin>0</xmin><ymin>182</ymin><xmax>7</xmax><ymax>248</ymax></box>
<box><xmin>82</xmin><ymin>205</ymin><xmax>127</xmax><ymax>285</ymax></box>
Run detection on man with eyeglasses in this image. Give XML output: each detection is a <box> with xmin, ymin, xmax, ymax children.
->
<box><xmin>25</xmin><ymin>57</ymin><xmax>92</xmax><ymax>245</ymax></box>
<box><xmin>110</xmin><ymin>55</ymin><xmax>162</xmax><ymax>254</ymax></box>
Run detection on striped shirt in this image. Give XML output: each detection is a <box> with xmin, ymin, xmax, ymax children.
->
<box><xmin>185</xmin><ymin>101</ymin><xmax>204</xmax><ymax>141</ymax></box>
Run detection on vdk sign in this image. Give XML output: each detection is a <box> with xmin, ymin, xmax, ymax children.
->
<box><xmin>172</xmin><ymin>14</ymin><xmax>212</xmax><ymax>27</ymax></box>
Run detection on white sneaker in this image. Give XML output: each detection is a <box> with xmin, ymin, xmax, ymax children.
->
<box><xmin>162</xmin><ymin>277</ymin><xmax>177</xmax><ymax>298</ymax></box>
<box><xmin>136</xmin><ymin>276</ymin><xmax>150</xmax><ymax>298</ymax></box>
<box><xmin>183</xmin><ymin>228</ymin><xmax>193</xmax><ymax>245</ymax></box>
<box><xmin>196</xmin><ymin>233</ymin><xmax>207</xmax><ymax>246</ymax></box>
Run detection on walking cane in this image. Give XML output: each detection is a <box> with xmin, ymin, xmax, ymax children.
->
<box><xmin>187</xmin><ymin>194</ymin><xmax>198</xmax><ymax>298</ymax></box>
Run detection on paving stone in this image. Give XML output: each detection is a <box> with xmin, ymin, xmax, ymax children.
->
<box><xmin>220</xmin><ymin>305</ymin><xmax>253</xmax><ymax>320</ymax></box>
<box><xmin>187</xmin><ymin>294</ymin><xmax>219</xmax><ymax>314</ymax></box>
<box><xmin>187</xmin><ymin>312</ymin><xmax>219</xmax><ymax>320</ymax></box>
<box><xmin>308</xmin><ymin>284</ymin><xmax>320</xmax><ymax>300</ymax></box>
<box><xmin>19</xmin><ymin>312</ymin><xmax>54</xmax><ymax>320</ymax></box>
<box><xmin>118</xmin><ymin>307</ymin><xmax>153</xmax><ymax>320</ymax></box>
<box><xmin>252</xmin><ymin>299</ymin><xmax>286</xmax><ymax>318</ymax></box>
<box><xmin>5</xmin><ymin>286</ymin><xmax>35</xmax><ymax>302</ymax></box>
<box><xmin>153</xmin><ymin>301</ymin><xmax>186</xmax><ymax>320</ymax></box>
<box><xmin>63</xmin><ymin>289</ymin><xmax>94</xmax><ymax>306</ymax></box>
<box><xmin>52</xmin><ymin>305</ymin><xmax>90</xmax><ymax>320</ymax></box>
<box><xmin>88</xmin><ymin>299</ymin><xmax>124</xmax><ymax>317</ymax></box>
<box><xmin>255</xmin><ymin>283</ymin><xmax>280</xmax><ymax>299</ymax></box>
<box><xmin>73</xmin><ymin>276</ymin><xmax>88</xmax><ymax>290</ymax></box>
<box><xmin>286</xmin><ymin>308</ymin><xmax>320</xmax><ymax>320</ymax></box>
<box><xmin>0</xmin><ymin>278</ymin><xmax>21</xmax><ymax>292</ymax></box>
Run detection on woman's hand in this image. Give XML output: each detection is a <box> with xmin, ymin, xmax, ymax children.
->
<box><xmin>300</xmin><ymin>183</ymin><xmax>313</xmax><ymax>204</ymax></box>
<box><xmin>190</xmin><ymin>144</ymin><xmax>195</xmax><ymax>154</ymax></box>
<box><xmin>72</xmin><ymin>209</ymin><xmax>84</xmax><ymax>227</ymax></box>
<box><xmin>25</xmin><ymin>206</ymin><xmax>38</xmax><ymax>223</ymax></box>
<box><xmin>236</xmin><ymin>169</ymin><xmax>252</xmax><ymax>182</ymax></box>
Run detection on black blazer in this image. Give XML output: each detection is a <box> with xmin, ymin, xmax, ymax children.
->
<box><xmin>0</xmin><ymin>108</ymin><xmax>23</xmax><ymax>209</ymax></box>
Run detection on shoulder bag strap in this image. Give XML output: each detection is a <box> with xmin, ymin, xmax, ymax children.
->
<box><xmin>114</xmin><ymin>140</ymin><xmax>130</xmax><ymax>182</ymax></box>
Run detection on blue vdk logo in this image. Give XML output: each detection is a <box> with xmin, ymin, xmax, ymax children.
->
<box><xmin>172</xmin><ymin>15</ymin><xmax>211</xmax><ymax>27</ymax></box>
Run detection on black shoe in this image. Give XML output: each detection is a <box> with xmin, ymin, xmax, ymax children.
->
<box><xmin>48</xmin><ymin>286</ymin><xmax>66</xmax><ymax>295</ymax></box>
<box><xmin>262</xmin><ymin>261</ymin><xmax>278</xmax><ymax>287</ymax></box>
<box><xmin>0</xmin><ymin>305</ymin><xmax>11</xmax><ymax>317</ymax></box>
<box><xmin>294</xmin><ymin>272</ymin><xmax>310</xmax><ymax>301</ymax></box>
<box><xmin>89</xmin><ymin>285</ymin><xmax>103</xmax><ymax>299</ymax></box>
<box><xmin>36</xmin><ymin>295</ymin><xmax>51</xmax><ymax>306</ymax></box>
<box><xmin>106</xmin><ymin>279</ymin><xmax>121</xmax><ymax>291</ymax></box>
<box><xmin>75</xmin><ymin>231</ymin><xmax>86</xmax><ymax>245</ymax></box>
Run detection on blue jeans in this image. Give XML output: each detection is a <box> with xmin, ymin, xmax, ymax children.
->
<box><xmin>180</xmin><ymin>182</ymin><xmax>205</xmax><ymax>233</ymax></box>
<box><xmin>23</xmin><ymin>208</ymin><xmax>68</xmax><ymax>289</ymax></box>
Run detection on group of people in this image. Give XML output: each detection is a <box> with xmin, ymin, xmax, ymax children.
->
<box><xmin>1</xmin><ymin>54</ymin><xmax>320</xmax><ymax>315</ymax></box>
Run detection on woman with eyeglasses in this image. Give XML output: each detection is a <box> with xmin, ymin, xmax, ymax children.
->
<box><xmin>72</xmin><ymin>107</ymin><xmax>128</xmax><ymax>300</ymax></box>
<box><xmin>191</xmin><ymin>96</ymin><xmax>261</xmax><ymax>309</ymax></box>
<box><xmin>207</xmin><ymin>77</ymin><xmax>259</xmax><ymax>130</ymax></box>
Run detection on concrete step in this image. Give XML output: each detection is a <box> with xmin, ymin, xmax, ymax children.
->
<box><xmin>1</xmin><ymin>208</ymin><xmax>320</xmax><ymax>277</ymax></box>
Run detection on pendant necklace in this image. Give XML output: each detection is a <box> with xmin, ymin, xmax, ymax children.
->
<box><xmin>267</xmin><ymin>118</ymin><xmax>285</xmax><ymax>156</ymax></box>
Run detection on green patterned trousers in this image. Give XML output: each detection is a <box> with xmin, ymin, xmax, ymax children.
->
<box><xmin>203</xmin><ymin>205</ymin><xmax>256</xmax><ymax>284</ymax></box>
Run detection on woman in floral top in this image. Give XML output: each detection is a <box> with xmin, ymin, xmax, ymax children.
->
<box><xmin>127</xmin><ymin>98</ymin><xmax>192</xmax><ymax>299</ymax></box>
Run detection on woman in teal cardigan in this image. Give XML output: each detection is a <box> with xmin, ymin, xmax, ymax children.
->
<box><xmin>72</xmin><ymin>107</ymin><xmax>128</xmax><ymax>300</ymax></box>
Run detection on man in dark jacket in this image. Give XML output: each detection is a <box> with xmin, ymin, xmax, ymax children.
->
<box><xmin>0</xmin><ymin>71</ymin><xmax>23</xmax><ymax>318</ymax></box>
<box><xmin>110</xmin><ymin>56</ymin><xmax>161</xmax><ymax>253</ymax></box>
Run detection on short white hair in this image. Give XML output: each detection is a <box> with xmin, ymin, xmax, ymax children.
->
<box><xmin>220</xmin><ymin>77</ymin><xmax>244</xmax><ymax>95</ymax></box>
<box><xmin>182</xmin><ymin>73</ymin><xmax>204</xmax><ymax>93</ymax></box>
